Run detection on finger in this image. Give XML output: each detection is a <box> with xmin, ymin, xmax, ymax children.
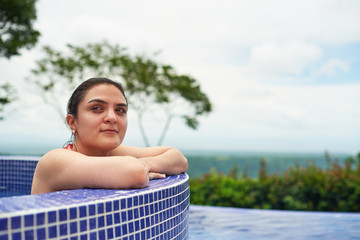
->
<box><xmin>149</xmin><ymin>172</ymin><xmax>166</xmax><ymax>180</ymax></box>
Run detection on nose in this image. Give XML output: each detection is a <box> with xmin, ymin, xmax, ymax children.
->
<box><xmin>104</xmin><ymin>109</ymin><xmax>117</xmax><ymax>124</ymax></box>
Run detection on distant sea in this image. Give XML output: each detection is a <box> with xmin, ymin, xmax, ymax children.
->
<box><xmin>182</xmin><ymin>149</ymin><xmax>354</xmax><ymax>179</ymax></box>
<box><xmin>0</xmin><ymin>147</ymin><xmax>355</xmax><ymax>179</ymax></box>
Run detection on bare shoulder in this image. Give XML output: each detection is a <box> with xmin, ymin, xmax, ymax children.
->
<box><xmin>37</xmin><ymin>148</ymin><xmax>83</xmax><ymax>169</ymax></box>
<box><xmin>32</xmin><ymin>148</ymin><xmax>86</xmax><ymax>194</ymax></box>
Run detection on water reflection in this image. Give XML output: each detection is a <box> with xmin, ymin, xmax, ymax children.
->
<box><xmin>188</xmin><ymin>205</ymin><xmax>360</xmax><ymax>240</ymax></box>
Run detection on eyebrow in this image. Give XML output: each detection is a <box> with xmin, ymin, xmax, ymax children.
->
<box><xmin>88</xmin><ymin>99</ymin><xmax>128</xmax><ymax>108</ymax></box>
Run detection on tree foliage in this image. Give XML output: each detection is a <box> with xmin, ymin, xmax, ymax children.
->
<box><xmin>0</xmin><ymin>0</ymin><xmax>40</xmax><ymax>119</ymax></box>
<box><xmin>0</xmin><ymin>0</ymin><xmax>40</xmax><ymax>58</ymax></box>
<box><xmin>0</xmin><ymin>83</ymin><xmax>16</xmax><ymax>120</ymax></box>
<box><xmin>28</xmin><ymin>42</ymin><xmax>212</xmax><ymax>146</ymax></box>
<box><xmin>190</xmin><ymin>152</ymin><xmax>360</xmax><ymax>212</ymax></box>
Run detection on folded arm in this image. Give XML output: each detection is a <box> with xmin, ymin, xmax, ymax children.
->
<box><xmin>31</xmin><ymin>149</ymin><xmax>152</xmax><ymax>194</ymax></box>
<box><xmin>111</xmin><ymin>145</ymin><xmax>188</xmax><ymax>175</ymax></box>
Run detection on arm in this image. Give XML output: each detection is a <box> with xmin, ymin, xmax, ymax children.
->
<box><xmin>111</xmin><ymin>145</ymin><xmax>188</xmax><ymax>175</ymax></box>
<box><xmin>31</xmin><ymin>149</ymin><xmax>151</xmax><ymax>194</ymax></box>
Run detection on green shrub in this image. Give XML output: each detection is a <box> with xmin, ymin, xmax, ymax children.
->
<box><xmin>189</xmin><ymin>152</ymin><xmax>360</xmax><ymax>212</ymax></box>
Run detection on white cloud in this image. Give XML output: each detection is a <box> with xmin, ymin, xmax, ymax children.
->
<box><xmin>319</xmin><ymin>59</ymin><xmax>350</xmax><ymax>77</ymax></box>
<box><xmin>248</xmin><ymin>42</ymin><xmax>322</xmax><ymax>76</ymax></box>
<box><xmin>1</xmin><ymin>0</ymin><xmax>360</xmax><ymax>154</ymax></box>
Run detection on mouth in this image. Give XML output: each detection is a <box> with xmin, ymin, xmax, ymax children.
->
<box><xmin>100</xmin><ymin>129</ymin><xmax>119</xmax><ymax>134</ymax></box>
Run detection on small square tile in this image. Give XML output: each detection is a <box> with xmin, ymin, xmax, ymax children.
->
<box><xmin>97</xmin><ymin>203</ymin><xmax>104</xmax><ymax>214</ymax></box>
<box><xmin>128</xmin><ymin>222</ymin><xmax>134</xmax><ymax>233</ymax></box>
<box><xmin>133</xmin><ymin>196</ymin><xmax>138</xmax><ymax>206</ymax></box>
<box><xmin>48</xmin><ymin>226</ymin><xmax>57</xmax><ymax>238</ymax></box>
<box><xmin>106</xmin><ymin>214</ymin><xmax>112</xmax><ymax>225</ymax></box>
<box><xmin>70</xmin><ymin>222</ymin><xmax>78</xmax><ymax>234</ymax></box>
<box><xmin>98</xmin><ymin>230</ymin><xmax>105</xmax><ymax>240</ymax></box>
<box><xmin>98</xmin><ymin>216</ymin><xmax>104</xmax><ymax>228</ymax></box>
<box><xmin>0</xmin><ymin>218</ymin><xmax>7</xmax><ymax>231</ymax></box>
<box><xmin>106</xmin><ymin>201</ymin><xmax>112</xmax><ymax>212</ymax></box>
<box><xmin>134</xmin><ymin>220</ymin><xmax>140</xmax><ymax>231</ymax></box>
<box><xmin>120</xmin><ymin>199</ymin><xmax>126</xmax><ymax>209</ymax></box>
<box><xmin>121</xmin><ymin>211</ymin><xmax>127</xmax><ymax>222</ymax></box>
<box><xmin>11</xmin><ymin>216</ymin><xmax>20</xmax><ymax>229</ymax></box>
<box><xmin>48</xmin><ymin>211</ymin><xmax>56</xmax><ymax>224</ymax></box>
<box><xmin>135</xmin><ymin>232</ymin><xmax>140</xmax><ymax>240</ymax></box>
<box><xmin>140</xmin><ymin>219</ymin><xmax>145</xmax><ymax>229</ymax></box>
<box><xmin>106</xmin><ymin>228</ymin><xmax>113</xmax><ymax>239</ymax></box>
<box><xmin>113</xmin><ymin>200</ymin><xmax>119</xmax><ymax>211</ymax></box>
<box><xmin>114</xmin><ymin>226</ymin><xmax>121</xmax><ymax>237</ymax></box>
<box><xmin>11</xmin><ymin>232</ymin><xmax>21</xmax><ymax>240</ymax></box>
<box><xmin>133</xmin><ymin>208</ymin><xmax>139</xmax><ymax>219</ymax></box>
<box><xmin>37</xmin><ymin>228</ymin><xmax>46</xmax><ymax>240</ymax></box>
<box><xmin>70</xmin><ymin>208</ymin><xmax>77</xmax><ymax>219</ymax></box>
<box><xmin>89</xmin><ymin>218</ymin><xmax>96</xmax><ymax>230</ymax></box>
<box><xmin>141</xmin><ymin>230</ymin><xmax>146</xmax><ymax>240</ymax></box>
<box><xmin>90</xmin><ymin>232</ymin><xmax>97</xmax><ymax>240</ymax></box>
<box><xmin>25</xmin><ymin>230</ymin><xmax>34</xmax><ymax>240</ymax></box>
<box><xmin>79</xmin><ymin>206</ymin><xmax>87</xmax><ymax>218</ymax></box>
<box><xmin>127</xmin><ymin>198</ymin><xmax>132</xmax><ymax>208</ymax></box>
<box><xmin>80</xmin><ymin>220</ymin><xmax>87</xmax><ymax>232</ymax></box>
<box><xmin>122</xmin><ymin>225</ymin><xmax>127</xmax><ymax>235</ymax></box>
<box><xmin>139</xmin><ymin>207</ymin><xmax>144</xmax><ymax>217</ymax></box>
<box><xmin>114</xmin><ymin>213</ymin><xmax>120</xmax><ymax>224</ymax></box>
<box><xmin>89</xmin><ymin>205</ymin><xmax>96</xmax><ymax>216</ymax></box>
<box><xmin>59</xmin><ymin>223</ymin><xmax>68</xmax><ymax>236</ymax></box>
<box><xmin>36</xmin><ymin>213</ymin><xmax>45</xmax><ymax>226</ymax></box>
<box><xmin>59</xmin><ymin>209</ymin><xmax>67</xmax><ymax>221</ymax></box>
<box><xmin>128</xmin><ymin>210</ymin><xmax>133</xmax><ymax>221</ymax></box>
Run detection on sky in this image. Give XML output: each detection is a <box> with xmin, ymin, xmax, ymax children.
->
<box><xmin>0</xmin><ymin>0</ymin><xmax>360</xmax><ymax>155</ymax></box>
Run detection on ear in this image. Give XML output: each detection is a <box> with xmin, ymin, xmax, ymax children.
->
<box><xmin>66</xmin><ymin>114</ymin><xmax>76</xmax><ymax>132</ymax></box>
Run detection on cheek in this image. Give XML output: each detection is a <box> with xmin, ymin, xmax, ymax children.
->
<box><xmin>119</xmin><ymin>117</ymin><xmax>128</xmax><ymax>132</ymax></box>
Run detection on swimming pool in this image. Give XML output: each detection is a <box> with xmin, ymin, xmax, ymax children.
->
<box><xmin>1</xmin><ymin>156</ymin><xmax>360</xmax><ymax>240</ymax></box>
<box><xmin>188</xmin><ymin>205</ymin><xmax>360</xmax><ymax>240</ymax></box>
<box><xmin>0</xmin><ymin>156</ymin><xmax>189</xmax><ymax>240</ymax></box>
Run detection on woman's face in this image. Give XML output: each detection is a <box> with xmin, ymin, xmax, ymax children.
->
<box><xmin>68</xmin><ymin>84</ymin><xmax>128</xmax><ymax>156</ymax></box>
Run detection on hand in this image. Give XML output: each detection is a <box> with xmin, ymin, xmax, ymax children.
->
<box><xmin>148</xmin><ymin>172</ymin><xmax>166</xmax><ymax>180</ymax></box>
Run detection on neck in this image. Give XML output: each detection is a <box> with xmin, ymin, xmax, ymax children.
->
<box><xmin>73</xmin><ymin>141</ymin><xmax>112</xmax><ymax>157</ymax></box>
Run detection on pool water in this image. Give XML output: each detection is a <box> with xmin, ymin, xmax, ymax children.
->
<box><xmin>188</xmin><ymin>205</ymin><xmax>360</xmax><ymax>240</ymax></box>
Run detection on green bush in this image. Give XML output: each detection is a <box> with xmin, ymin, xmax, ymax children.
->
<box><xmin>189</xmin><ymin>153</ymin><xmax>360</xmax><ymax>212</ymax></box>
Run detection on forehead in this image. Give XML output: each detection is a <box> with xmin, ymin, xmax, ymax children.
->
<box><xmin>83</xmin><ymin>84</ymin><xmax>126</xmax><ymax>103</ymax></box>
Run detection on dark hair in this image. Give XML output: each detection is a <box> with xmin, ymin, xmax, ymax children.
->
<box><xmin>67</xmin><ymin>77</ymin><xmax>127</xmax><ymax>118</ymax></box>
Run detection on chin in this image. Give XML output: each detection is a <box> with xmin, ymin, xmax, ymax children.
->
<box><xmin>102</xmin><ymin>141</ymin><xmax>121</xmax><ymax>150</ymax></box>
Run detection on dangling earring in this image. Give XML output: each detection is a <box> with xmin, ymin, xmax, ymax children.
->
<box><xmin>71</xmin><ymin>130</ymin><xmax>76</xmax><ymax>143</ymax></box>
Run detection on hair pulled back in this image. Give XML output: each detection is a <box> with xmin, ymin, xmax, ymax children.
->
<box><xmin>67</xmin><ymin>77</ymin><xmax>127</xmax><ymax>118</ymax></box>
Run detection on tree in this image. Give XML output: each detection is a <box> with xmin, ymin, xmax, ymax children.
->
<box><xmin>0</xmin><ymin>0</ymin><xmax>40</xmax><ymax>119</ymax></box>
<box><xmin>0</xmin><ymin>0</ymin><xmax>40</xmax><ymax>58</ymax></box>
<box><xmin>28</xmin><ymin>42</ymin><xmax>212</xmax><ymax>146</ymax></box>
<box><xmin>0</xmin><ymin>83</ymin><xmax>16</xmax><ymax>120</ymax></box>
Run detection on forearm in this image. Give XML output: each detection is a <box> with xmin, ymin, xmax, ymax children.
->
<box><xmin>140</xmin><ymin>148</ymin><xmax>188</xmax><ymax>175</ymax></box>
<box><xmin>32</xmin><ymin>150</ymin><xmax>152</xmax><ymax>194</ymax></box>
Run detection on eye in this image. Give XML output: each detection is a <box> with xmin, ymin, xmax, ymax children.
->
<box><xmin>116</xmin><ymin>107</ymin><xmax>127</xmax><ymax>115</ymax></box>
<box><xmin>92</xmin><ymin>105</ymin><xmax>103</xmax><ymax>112</ymax></box>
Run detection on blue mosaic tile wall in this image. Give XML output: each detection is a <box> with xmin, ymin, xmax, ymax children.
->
<box><xmin>0</xmin><ymin>156</ymin><xmax>39</xmax><ymax>198</ymax></box>
<box><xmin>0</xmin><ymin>156</ymin><xmax>190</xmax><ymax>240</ymax></box>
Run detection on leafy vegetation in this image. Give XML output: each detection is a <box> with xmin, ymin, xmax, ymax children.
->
<box><xmin>0</xmin><ymin>0</ymin><xmax>40</xmax><ymax>119</ymax></box>
<box><xmin>27</xmin><ymin>42</ymin><xmax>212</xmax><ymax>146</ymax></box>
<box><xmin>189</xmin><ymin>152</ymin><xmax>360</xmax><ymax>212</ymax></box>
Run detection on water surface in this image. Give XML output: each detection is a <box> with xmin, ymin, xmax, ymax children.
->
<box><xmin>189</xmin><ymin>205</ymin><xmax>360</xmax><ymax>240</ymax></box>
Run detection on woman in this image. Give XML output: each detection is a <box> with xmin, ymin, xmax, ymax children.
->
<box><xmin>31</xmin><ymin>77</ymin><xmax>188</xmax><ymax>194</ymax></box>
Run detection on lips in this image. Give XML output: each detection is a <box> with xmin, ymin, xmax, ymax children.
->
<box><xmin>100</xmin><ymin>129</ymin><xmax>119</xmax><ymax>133</ymax></box>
